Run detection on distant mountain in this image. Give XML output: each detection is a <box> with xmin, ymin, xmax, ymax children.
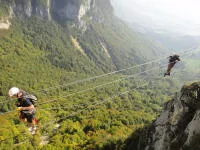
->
<box><xmin>111</xmin><ymin>0</ymin><xmax>200</xmax><ymax>51</ymax></box>
<box><xmin>130</xmin><ymin>23</ymin><xmax>200</xmax><ymax>51</ymax></box>
<box><xmin>117</xmin><ymin>18</ymin><xmax>200</xmax><ymax>52</ymax></box>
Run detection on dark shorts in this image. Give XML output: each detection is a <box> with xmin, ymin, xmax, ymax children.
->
<box><xmin>20</xmin><ymin>109</ymin><xmax>36</xmax><ymax>123</ymax></box>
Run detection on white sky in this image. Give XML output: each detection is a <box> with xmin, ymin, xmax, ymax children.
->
<box><xmin>136</xmin><ymin>0</ymin><xmax>200</xmax><ymax>22</ymax></box>
<box><xmin>111</xmin><ymin>0</ymin><xmax>200</xmax><ymax>35</ymax></box>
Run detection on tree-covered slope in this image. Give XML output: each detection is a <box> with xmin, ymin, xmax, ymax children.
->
<box><xmin>0</xmin><ymin>0</ymin><xmax>174</xmax><ymax>149</ymax></box>
<box><xmin>0</xmin><ymin>0</ymin><xmax>168</xmax><ymax>91</ymax></box>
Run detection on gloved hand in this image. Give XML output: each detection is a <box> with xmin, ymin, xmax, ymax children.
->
<box><xmin>17</xmin><ymin>107</ymin><xmax>22</xmax><ymax>111</ymax></box>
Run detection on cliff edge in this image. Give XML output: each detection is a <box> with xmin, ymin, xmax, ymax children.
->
<box><xmin>139</xmin><ymin>82</ymin><xmax>200</xmax><ymax>150</ymax></box>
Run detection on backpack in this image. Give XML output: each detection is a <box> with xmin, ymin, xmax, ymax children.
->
<box><xmin>22</xmin><ymin>94</ymin><xmax>38</xmax><ymax>105</ymax></box>
<box><xmin>169</xmin><ymin>55</ymin><xmax>179</xmax><ymax>63</ymax></box>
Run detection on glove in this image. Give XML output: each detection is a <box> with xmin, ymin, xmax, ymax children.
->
<box><xmin>17</xmin><ymin>107</ymin><xmax>22</xmax><ymax>111</ymax></box>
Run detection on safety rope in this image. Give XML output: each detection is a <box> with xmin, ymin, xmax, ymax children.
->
<box><xmin>0</xmin><ymin>50</ymin><xmax>197</xmax><ymax>116</ymax></box>
<box><xmin>31</xmin><ymin>48</ymin><xmax>195</xmax><ymax>94</ymax></box>
<box><xmin>37</xmin><ymin>50</ymin><xmax>197</xmax><ymax>105</ymax></box>
<box><xmin>0</xmin><ymin>48</ymin><xmax>197</xmax><ymax>106</ymax></box>
<box><xmin>0</xmin><ymin>51</ymin><xmax>196</xmax><ymax>143</ymax></box>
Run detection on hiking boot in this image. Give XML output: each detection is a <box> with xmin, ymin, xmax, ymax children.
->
<box><xmin>164</xmin><ymin>72</ymin><xmax>170</xmax><ymax>77</ymax></box>
<box><xmin>28</xmin><ymin>126</ymin><xmax>36</xmax><ymax>135</ymax></box>
<box><xmin>28</xmin><ymin>127</ymin><xmax>33</xmax><ymax>132</ymax></box>
<box><xmin>32</xmin><ymin>126</ymin><xmax>37</xmax><ymax>131</ymax></box>
<box><xmin>31</xmin><ymin>130</ymin><xmax>36</xmax><ymax>135</ymax></box>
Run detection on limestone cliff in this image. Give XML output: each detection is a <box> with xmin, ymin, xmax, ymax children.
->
<box><xmin>52</xmin><ymin>0</ymin><xmax>95</xmax><ymax>21</ymax></box>
<box><xmin>138</xmin><ymin>82</ymin><xmax>200</xmax><ymax>150</ymax></box>
<box><xmin>0</xmin><ymin>0</ymin><xmax>109</xmax><ymax>30</ymax></box>
<box><xmin>10</xmin><ymin>0</ymin><xmax>51</xmax><ymax>19</ymax></box>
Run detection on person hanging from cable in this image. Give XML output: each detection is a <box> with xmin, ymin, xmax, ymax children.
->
<box><xmin>8</xmin><ymin>87</ymin><xmax>38</xmax><ymax>135</ymax></box>
<box><xmin>164</xmin><ymin>54</ymin><xmax>180</xmax><ymax>77</ymax></box>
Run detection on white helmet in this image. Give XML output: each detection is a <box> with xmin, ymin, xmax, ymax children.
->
<box><xmin>8</xmin><ymin>87</ymin><xmax>20</xmax><ymax>97</ymax></box>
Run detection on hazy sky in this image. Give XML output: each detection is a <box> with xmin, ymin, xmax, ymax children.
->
<box><xmin>111</xmin><ymin>0</ymin><xmax>200</xmax><ymax>35</ymax></box>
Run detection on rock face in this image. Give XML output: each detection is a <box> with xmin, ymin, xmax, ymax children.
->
<box><xmin>52</xmin><ymin>0</ymin><xmax>95</xmax><ymax>21</ymax></box>
<box><xmin>0</xmin><ymin>5</ymin><xmax>12</xmax><ymax>29</ymax></box>
<box><xmin>1</xmin><ymin>0</ymin><xmax>99</xmax><ymax>21</ymax></box>
<box><xmin>0</xmin><ymin>0</ymin><xmax>114</xmax><ymax>31</ymax></box>
<box><xmin>0</xmin><ymin>19</ymin><xmax>11</xmax><ymax>29</ymax></box>
<box><xmin>0</xmin><ymin>0</ymin><xmax>106</xmax><ymax>30</ymax></box>
<box><xmin>11</xmin><ymin>0</ymin><xmax>51</xmax><ymax>20</ymax></box>
<box><xmin>51</xmin><ymin>0</ymin><xmax>96</xmax><ymax>30</ymax></box>
<box><xmin>139</xmin><ymin>82</ymin><xmax>200</xmax><ymax>150</ymax></box>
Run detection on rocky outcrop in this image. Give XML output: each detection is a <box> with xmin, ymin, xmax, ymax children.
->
<box><xmin>0</xmin><ymin>19</ymin><xmax>11</xmax><ymax>29</ymax></box>
<box><xmin>0</xmin><ymin>0</ymin><xmax>114</xmax><ymax>31</ymax></box>
<box><xmin>34</xmin><ymin>0</ymin><xmax>51</xmax><ymax>20</ymax></box>
<box><xmin>1</xmin><ymin>0</ymin><xmax>100</xmax><ymax>30</ymax></box>
<box><xmin>139</xmin><ymin>82</ymin><xmax>200</xmax><ymax>150</ymax></box>
<box><xmin>52</xmin><ymin>0</ymin><xmax>95</xmax><ymax>21</ymax></box>
<box><xmin>11</xmin><ymin>1</ymin><xmax>32</xmax><ymax>17</ymax></box>
<box><xmin>0</xmin><ymin>6</ymin><xmax>12</xmax><ymax>29</ymax></box>
<box><xmin>51</xmin><ymin>0</ymin><xmax>96</xmax><ymax>31</ymax></box>
<box><xmin>10</xmin><ymin>0</ymin><xmax>96</xmax><ymax>22</ymax></box>
<box><xmin>0</xmin><ymin>0</ymin><xmax>96</xmax><ymax>23</ymax></box>
<box><xmin>11</xmin><ymin>0</ymin><xmax>51</xmax><ymax>20</ymax></box>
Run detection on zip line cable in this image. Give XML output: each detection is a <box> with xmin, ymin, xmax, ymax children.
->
<box><xmin>0</xmin><ymin>50</ymin><xmax>197</xmax><ymax>116</ymax></box>
<box><xmin>43</xmin><ymin>56</ymin><xmax>189</xmax><ymax>126</ymax></box>
<box><xmin>0</xmin><ymin>30</ymin><xmax>198</xmax><ymax>143</ymax></box>
<box><xmin>0</xmin><ymin>55</ymin><xmax>165</xmax><ymax>104</ymax></box>
<box><xmin>40</xmin><ymin>51</ymin><xmax>197</xmax><ymax>113</ymax></box>
<box><xmin>0</xmin><ymin>51</ymin><xmax>197</xmax><ymax>143</ymax></box>
<box><xmin>38</xmin><ymin>82</ymin><xmax>149</xmax><ymax>131</ymax></box>
<box><xmin>0</xmin><ymin>61</ymin><xmax>183</xmax><ymax>143</ymax></box>
<box><xmin>30</xmin><ymin>48</ymin><xmax>195</xmax><ymax>94</ymax></box>
<box><xmin>0</xmin><ymin>82</ymin><xmax>149</xmax><ymax>143</ymax></box>
<box><xmin>0</xmin><ymin>48</ymin><xmax>196</xmax><ymax>106</ymax></box>
<box><xmin>0</xmin><ymin>48</ymin><xmax>197</xmax><ymax>106</ymax></box>
<box><xmin>58</xmin><ymin>53</ymin><xmax>195</xmax><ymax>120</ymax></box>
<box><xmin>38</xmin><ymin>62</ymin><xmax>168</xmax><ymax>105</ymax></box>
<box><xmin>39</xmin><ymin>76</ymin><xmax>149</xmax><ymax>111</ymax></box>
<box><xmin>0</xmin><ymin>63</ymin><xmax>163</xmax><ymax>115</ymax></box>
<box><xmin>0</xmin><ymin>59</ymin><xmax>193</xmax><ymax>143</ymax></box>
<box><xmin>40</xmin><ymin>52</ymin><xmax>194</xmax><ymax>112</ymax></box>
<box><xmin>35</xmin><ymin>50</ymin><xmax>197</xmax><ymax>105</ymax></box>
<box><xmin>17</xmin><ymin>52</ymin><xmax>197</xmax><ymax>113</ymax></box>
<box><xmin>58</xmin><ymin>83</ymin><xmax>149</xmax><ymax>122</ymax></box>
<box><xmin>39</xmin><ymin>71</ymin><xmax>150</xmax><ymax>109</ymax></box>
<box><xmin>31</xmin><ymin>51</ymin><xmax>199</xmax><ymax>112</ymax></box>
<box><xmin>0</xmin><ymin>49</ymin><xmax>197</xmax><ymax>114</ymax></box>
<box><xmin>32</xmin><ymin>58</ymin><xmax>162</xmax><ymax>93</ymax></box>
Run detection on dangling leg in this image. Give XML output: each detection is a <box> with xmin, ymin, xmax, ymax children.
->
<box><xmin>164</xmin><ymin>64</ymin><xmax>171</xmax><ymax>76</ymax></box>
<box><xmin>164</xmin><ymin>63</ymin><xmax>174</xmax><ymax>76</ymax></box>
<box><xmin>18</xmin><ymin>111</ymin><xmax>27</xmax><ymax>123</ymax></box>
<box><xmin>26</xmin><ymin>111</ymin><xmax>37</xmax><ymax>135</ymax></box>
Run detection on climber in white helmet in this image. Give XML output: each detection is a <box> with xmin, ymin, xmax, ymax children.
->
<box><xmin>8</xmin><ymin>87</ymin><xmax>38</xmax><ymax>135</ymax></box>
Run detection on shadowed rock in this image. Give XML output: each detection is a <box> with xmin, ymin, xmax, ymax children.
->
<box><xmin>139</xmin><ymin>82</ymin><xmax>200</xmax><ymax>150</ymax></box>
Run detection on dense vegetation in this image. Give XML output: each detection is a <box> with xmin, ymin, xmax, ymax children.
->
<box><xmin>0</xmin><ymin>0</ymin><xmax>10</xmax><ymax>18</ymax></box>
<box><xmin>0</xmin><ymin>0</ymin><xmax>200</xmax><ymax>149</ymax></box>
<box><xmin>0</xmin><ymin>17</ymin><xmax>165</xmax><ymax>150</ymax></box>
